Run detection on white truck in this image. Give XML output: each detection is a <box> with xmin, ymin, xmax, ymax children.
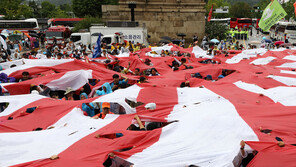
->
<box><xmin>70</xmin><ymin>26</ymin><xmax>148</xmax><ymax>47</ymax></box>
<box><xmin>270</xmin><ymin>21</ymin><xmax>296</xmax><ymax>43</ymax></box>
<box><xmin>70</xmin><ymin>32</ymin><xmax>91</xmax><ymax>46</ymax></box>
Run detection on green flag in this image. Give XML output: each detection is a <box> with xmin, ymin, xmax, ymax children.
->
<box><xmin>259</xmin><ymin>0</ymin><xmax>287</xmax><ymax>32</ymax></box>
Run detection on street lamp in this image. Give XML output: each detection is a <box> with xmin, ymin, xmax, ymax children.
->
<box><xmin>128</xmin><ymin>1</ymin><xmax>137</xmax><ymax>22</ymax></box>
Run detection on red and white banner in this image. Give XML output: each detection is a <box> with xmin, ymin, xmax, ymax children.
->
<box><xmin>0</xmin><ymin>46</ymin><xmax>296</xmax><ymax>166</ymax></box>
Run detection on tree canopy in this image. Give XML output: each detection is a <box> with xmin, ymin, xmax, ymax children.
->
<box><xmin>0</xmin><ymin>0</ymin><xmax>72</xmax><ymax>19</ymax></box>
<box><xmin>72</xmin><ymin>0</ymin><xmax>118</xmax><ymax>18</ymax></box>
<box><xmin>229</xmin><ymin>1</ymin><xmax>252</xmax><ymax>18</ymax></box>
<box><xmin>205</xmin><ymin>21</ymin><xmax>229</xmax><ymax>40</ymax></box>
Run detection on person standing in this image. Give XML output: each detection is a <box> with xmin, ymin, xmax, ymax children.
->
<box><xmin>193</xmin><ymin>34</ymin><xmax>198</xmax><ymax>43</ymax></box>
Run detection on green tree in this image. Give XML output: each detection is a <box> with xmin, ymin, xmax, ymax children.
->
<box><xmin>17</xmin><ymin>4</ymin><xmax>34</xmax><ymax>19</ymax></box>
<box><xmin>72</xmin><ymin>0</ymin><xmax>118</xmax><ymax>18</ymax></box>
<box><xmin>229</xmin><ymin>2</ymin><xmax>252</xmax><ymax>18</ymax></box>
<box><xmin>60</xmin><ymin>4</ymin><xmax>72</xmax><ymax>13</ymax></box>
<box><xmin>28</xmin><ymin>1</ymin><xmax>41</xmax><ymax>18</ymax></box>
<box><xmin>72</xmin><ymin>16</ymin><xmax>103</xmax><ymax>32</ymax></box>
<box><xmin>40</xmin><ymin>1</ymin><xmax>56</xmax><ymax>18</ymax></box>
<box><xmin>52</xmin><ymin>7</ymin><xmax>71</xmax><ymax>18</ymax></box>
<box><xmin>282</xmin><ymin>0</ymin><xmax>295</xmax><ymax>20</ymax></box>
<box><xmin>206</xmin><ymin>0</ymin><xmax>230</xmax><ymax>18</ymax></box>
<box><xmin>205</xmin><ymin>21</ymin><xmax>229</xmax><ymax>40</ymax></box>
<box><xmin>0</xmin><ymin>0</ymin><xmax>23</xmax><ymax>19</ymax></box>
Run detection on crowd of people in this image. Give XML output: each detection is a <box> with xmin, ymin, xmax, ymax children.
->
<box><xmin>0</xmin><ymin>28</ymin><xmax>291</xmax><ymax>167</ymax></box>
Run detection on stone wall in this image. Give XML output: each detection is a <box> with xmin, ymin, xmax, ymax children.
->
<box><xmin>102</xmin><ymin>0</ymin><xmax>206</xmax><ymax>44</ymax></box>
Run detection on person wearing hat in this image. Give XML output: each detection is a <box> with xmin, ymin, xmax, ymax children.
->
<box><xmin>93</xmin><ymin>102</ymin><xmax>112</xmax><ymax>119</ymax></box>
<box><xmin>63</xmin><ymin>87</ymin><xmax>75</xmax><ymax>100</ymax></box>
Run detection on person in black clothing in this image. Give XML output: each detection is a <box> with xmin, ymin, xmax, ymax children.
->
<box><xmin>52</xmin><ymin>37</ymin><xmax>57</xmax><ymax>47</ymax></box>
<box><xmin>193</xmin><ymin>34</ymin><xmax>198</xmax><ymax>43</ymax></box>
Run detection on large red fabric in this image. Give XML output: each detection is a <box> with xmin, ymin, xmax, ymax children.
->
<box><xmin>246</xmin><ymin>142</ymin><xmax>296</xmax><ymax>167</ymax></box>
<box><xmin>2</xmin><ymin>46</ymin><xmax>296</xmax><ymax>166</ymax></box>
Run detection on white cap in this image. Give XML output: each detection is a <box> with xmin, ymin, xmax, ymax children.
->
<box><xmin>145</xmin><ymin>103</ymin><xmax>156</xmax><ymax>110</ymax></box>
<box><xmin>31</xmin><ymin>90</ymin><xmax>39</xmax><ymax>95</ymax></box>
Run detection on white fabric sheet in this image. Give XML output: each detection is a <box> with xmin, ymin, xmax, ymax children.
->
<box><xmin>93</xmin><ymin>85</ymin><xmax>142</xmax><ymax>114</ymax></box>
<box><xmin>226</xmin><ymin>48</ymin><xmax>267</xmax><ymax>64</ymax></box>
<box><xmin>267</xmin><ymin>75</ymin><xmax>296</xmax><ymax>86</ymax></box>
<box><xmin>234</xmin><ymin>81</ymin><xmax>296</xmax><ymax>106</ymax></box>
<box><xmin>250</xmin><ymin>57</ymin><xmax>276</xmax><ymax>65</ymax></box>
<box><xmin>1</xmin><ymin>59</ymin><xmax>73</xmax><ymax>76</ymax></box>
<box><xmin>0</xmin><ymin>107</ymin><xmax>118</xmax><ymax>166</ymax></box>
<box><xmin>0</xmin><ymin>94</ymin><xmax>46</xmax><ymax>117</ymax></box>
<box><xmin>128</xmin><ymin>87</ymin><xmax>258</xmax><ymax>167</ymax></box>
<box><xmin>46</xmin><ymin>70</ymin><xmax>92</xmax><ymax>91</ymax></box>
<box><xmin>283</xmin><ymin>55</ymin><xmax>296</xmax><ymax>61</ymax></box>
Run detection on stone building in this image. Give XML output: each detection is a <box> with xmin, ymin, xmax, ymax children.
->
<box><xmin>102</xmin><ymin>0</ymin><xmax>206</xmax><ymax>44</ymax></box>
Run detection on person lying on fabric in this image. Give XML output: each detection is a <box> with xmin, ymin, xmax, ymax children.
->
<box><xmin>121</xmin><ymin>62</ymin><xmax>134</xmax><ymax>75</ymax></box>
<box><xmin>218</xmin><ymin>75</ymin><xmax>225</xmax><ymax>80</ymax></box>
<box><xmin>180</xmin><ymin>81</ymin><xmax>190</xmax><ymax>88</ymax></box>
<box><xmin>80</xmin><ymin>93</ymin><xmax>95</xmax><ymax>117</ymax></box>
<box><xmin>146</xmin><ymin>120</ymin><xmax>178</xmax><ymax>131</ymax></box>
<box><xmin>138</xmin><ymin>76</ymin><xmax>148</xmax><ymax>84</ymax></box>
<box><xmin>171</xmin><ymin>61</ymin><xmax>179</xmax><ymax>71</ymax></box>
<box><xmin>205</xmin><ymin>75</ymin><xmax>213</xmax><ymax>81</ymax></box>
<box><xmin>19</xmin><ymin>106</ymin><xmax>38</xmax><ymax>116</ymax></box>
<box><xmin>111</xmin><ymin>74</ymin><xmax>128</xmax><ymax>91</ymax></box>
<box><xmin>233</xmin><ymin>140</ymin><xmax>261</xmax><ymax>167</ymax></box>
<box><xmin>134</xmin><ymin>68</ymin><xmax>142</xmax><ymax>76</ymax></box>
<box><xmin>232</xmin><ymin>140</ymin><xmax>248</xmax><ymax>167</ymax></box>
<box><xmin>79</xmin><ymin>82</ymin><xmax>92</xmax><ymax>95</ymax></box>
<box><xmin>103</xmin><ymin>152</ymin><xmax>134</xmax><ymax>167</ymax></box>
<box><xmin>149</xmin><ymin>68</ymin><xmax>160</xmax><ymax>76</ymax></box>
<box><xmin>30</xmin><ymin>84</ymin><xmax>50</xmax><ymax>96</ymax></box>
<box><xmin>89</xmin><ymin>79</ymin><xmax>100</xmax><ymax>87</ymax></box>
<box><xmin>179</xmin><ymin>58</ymin><xmax>189</xmax><ymax>70</ymax></box>
<box><xmin>93</xmin><ymin>102</ymin><xmax>113</xmax><ymax>119</ymax></box>
<box><xmin>19</xmin><ymin>71</ymin><xmax>32</xmax><ymax>82</ymax></box>
<box><xmin>96</xmin><ymin>82</ymin><xmax>113</xmax><ymax>96</ymax></box>
<box><xmin>50</xmin><ymin>92</ymin><xmax>60</xmax><ymax>99</ymax></box>
<box><xmin>62</xmin><ymin>87</ymin><xmax>75</xmax><ymax>101</ymax></box>
<box><xmin>127</xmin><ymin>115</ymin><xmax>146</xmax><ymax>131</ymax></box>
<box><xmin>144</xmin><ymin>58</ymin><xmax>153</xmax><ymax>66</ymax></box>
<box><xmin>192</xmin><ymin>73</ymin><xmax>203</xmax><ymax>79</ymax></box>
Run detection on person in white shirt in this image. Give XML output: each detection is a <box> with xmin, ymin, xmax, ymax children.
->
<box><xmin>233</xmin><ymin>140</ymin><xmax>248</xmax><ymax>167</ymax></box>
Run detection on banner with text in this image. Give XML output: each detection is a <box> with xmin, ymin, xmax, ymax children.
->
<box><xmin>259</xmin><ymin>0</ymin><xmax>287</xmax><ymax>32</ymax></box>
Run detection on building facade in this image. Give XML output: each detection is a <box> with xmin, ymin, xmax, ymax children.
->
<box><xmin>102</xmin><ymin>0</ymin><xmax>206</xmax><ymax>44</ymax></box>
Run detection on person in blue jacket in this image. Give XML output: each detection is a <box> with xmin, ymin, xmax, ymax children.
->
<box><xmin>96</xmin><ymin>82</ymin><xmax>113</xmax><ymax>96</ymax></box>
<box><xmin>80</xmin><ymin>93</ymin><xmax>95</xmax><ymax>117</ymax></box>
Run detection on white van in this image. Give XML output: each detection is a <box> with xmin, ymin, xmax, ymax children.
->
<box><xmin>70</xmin><ymin>32</ymin><xmax>91</xmax><ymax>46</ymax></box>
